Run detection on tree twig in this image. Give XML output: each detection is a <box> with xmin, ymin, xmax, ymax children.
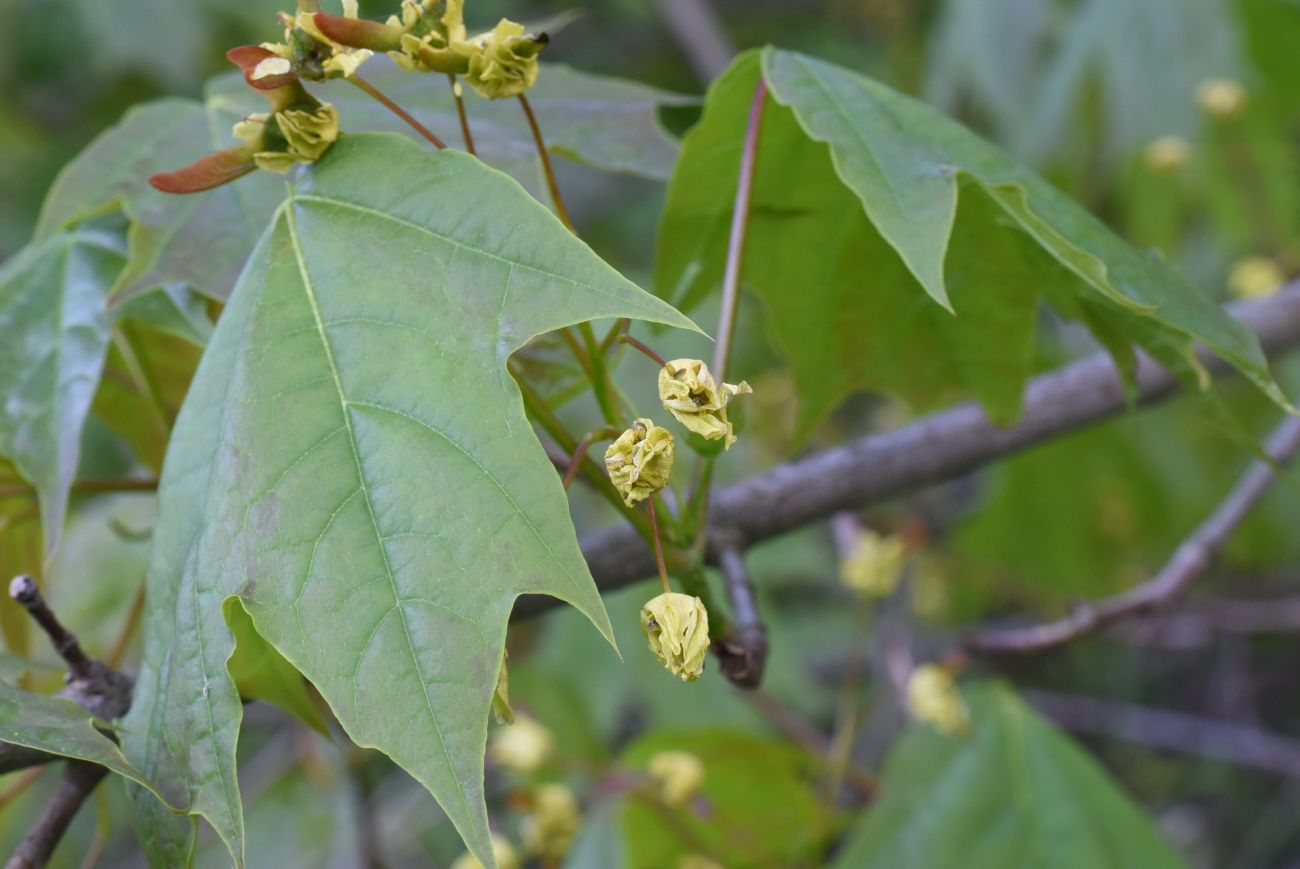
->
<box><xmin>559</xmin><ymin>285</ymin><xmax>1300</xmax><ymax>606</ymax></box>
<box><xmin>711</xmin><ymin>539</ymin><xmax>767</xmax><ymax>688</ymax></box>
<box><xmin>966</xmin><ymin>413</ymin><xmax>1300</xmax><ymax>655</ymax></box>
<box><xmin>9</xmin><ymin>577</ymin><xmax>92</xmax><ymax>680</ymax></box>
<box><xmin>5</xmin><ymin>762</ymin><xmax>106</xmax><ymax>869</ymax></box>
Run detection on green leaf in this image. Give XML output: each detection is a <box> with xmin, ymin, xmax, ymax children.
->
<box><xmin>123</xmin><ymin>133</ymin><xmax>696</xmax><ymax>869</ymax></box>
<box><xmin>225</xmin><ymin>599</ymin><xmax>328</xmax><ymax>735</ymax></box>
<box><xmin>657</xmin><ymin>49</ymin><xmax>1291</xmax><ymax>438</ymax></box>
<box><xmin>113</xmin><ymin>283</ymin><xmax>215</xmax><ymax>347</ymax></box>
<box><xmin>0</xmin><ymin>681</ymin><xmax>171</xmax><ymax>805</ymax></box>
<box><xmin>0</xmin><ymin>651</ymin><xmax>59</xmax><ymax>683</ymax></box>
<box><xmin>833</xmin><ymin>682</ymin><xmax>1185</xmax><ymax>869</ymax></box>
<box><xmin>0</xmin><ymin>225</ymin><xmax>123</xmax><ymax>554</ymax></box>
<box><xmin>36</xmin><ymin>99</ymin><xmax>284</xmax><ymax>305</ymax></box>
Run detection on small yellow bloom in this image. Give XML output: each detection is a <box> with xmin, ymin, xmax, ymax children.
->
<box><xmin>906</xmin><ymin>664</ymin><xmax>969</xmax><ymax>736</ymax></box>
<box><xmin>233</xmin><ymin>102</ymin><xmax>339</xmax><ymax>173</ymax></box>
<box><xmin>1142</xmin><ymin>136</ymin><xmax>1191</xmax><ymax>173</ymax></box>
<box><xmin>450</xmin><ymin>834</ymin><xmax>520</xmax><ymax>869</ymax></box>
<box><xmin>389</xmin><ymin>0</ymin><xmax>469</xmax><ymax>73</ymax></box>
<box><xmin>840</xmin><ymin>529</ymin><xmax>906</xmax><ymax>600</ymax></box>
<box><xmin>1229</xmin><ymin>256</ymin><xmax>1286</xmax><ymax>300</ymax></box>
<box><xmin>489</xmin><ymin>714</ymin><xmax>552</xmax><ymax>773</ymax></box>
<box><xmin>492</xmin><ymin>649</ymin><xmax>513</xmax><ymax>725</ymax></box>
<box><xmin>647</xmin><ymin>750</ymin><xmax>705</xmax><ymax>806</ymax></box>
<box><xmin>1196</xmin><ymin>77</ymin><xmax>1247</xmax><ymax>118</ymax></box>
<box><xmin>641</xmin><ymin>593</ymin><xmax>709</xmax><ymax>682</ymax></box>
<box><xmin>462</xmin><ymin>19</ymin><xmax>547</xmax><ymax>100</ymax></box>
<box><xmin>521</xmin><ymin>783</ymin><xmax>581</xmax><ymax>860</ymax></box>
<box><xmin>658</xmin><ymin>359</ymin><xmax>752</xmax><ymax>449</ymax></box>
<box><xmin>266</xmin><ymin>2</ymin><xmax>374</xmax><ymax>81</ymax></box>
<box><xmin>605</xmin><ymin>419</ymin><xmax>675</xmax><ymax>507</ymax></box>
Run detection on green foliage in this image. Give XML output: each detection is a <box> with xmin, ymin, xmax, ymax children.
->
<box><xmin>122</xmin><ymin>134</ymin><xmax>694</xmax><ymax>868</ymax></box>
<box><xmin>834</xmin><ymin>683</ymin><xmax>1186</xmax><ymax>869</ymax></box>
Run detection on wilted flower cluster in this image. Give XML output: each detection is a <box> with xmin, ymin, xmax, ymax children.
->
<box><xmin>647</xmin><ymin>750</ymin><xmax>705</xmax><ymax>806</ymax></box>
<box><xmin>641</xmin><ymin>592</ymin><xmax>711</xmax><ymax>682</ymax></box>
<box><xmin>839</xmin><ymin>528</ymin><xmax>907</xmax><ymax>600</ymax></box>
<box><xmin>520</xmin><ymin>783</ymin><xmax>582</xmax><ymax>861</ymax></box>
<box><xmin>658</xmin><ymin>358</ymin><xmax>752</xmax><ymax>449</ymax></box>
<box><xmin>489</xmin><ymin>714</ymin><xmax>553</xmax><ymax>773</ymax></box>
<box><xmin>604</xmin><ymin>419</ymin><xmax>676</xmax><ymax>507</ymax></box>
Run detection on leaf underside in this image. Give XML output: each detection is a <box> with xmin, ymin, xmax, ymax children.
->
<box><xmin>123</xmin><ymin>133</ymin><xmax>695</xmax><ymax>869</ymax></box>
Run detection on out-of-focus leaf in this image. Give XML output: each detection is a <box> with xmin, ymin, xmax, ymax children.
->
<box><xmin>620</xmin><ymin>729</ymin><xmax>825</xmax><ymax>869</ymax></box>
<box><xmin>0</xmin><ymin>651</ymin><xmax>58</xmax><ymax>683</ymax></box>
<box><xmin>0</xmin><ymin>225</ymin><xmax>123</xmax><ymax>554</ymax></box>
<box><xmin>225</xmin><ymin>600</ymin><xmax>328</xmax><ymax>734</ymax></box>
<box><xmin>563</xmin><ymin>802</ymin><xmax>629</xmax><ymax>869</ymax></box>
<box><xmin>35</xmin><ymin>99</ymin><xmax>284</xmax><ymax>305</ymax></box>
<box><xmin>123</xmin><ymin>133</ymin><xmax>695</xmax><ymax>869</ymax></box>
<box><xmin>114</xmin><ymin>284</ymin><xmax>215</xmax><ymax>347</ymax></box>
<box><xmin>832</xmin><ymin>682</ymin><xmax>1184</xmax><ymax>869</ymax></box>
<box><xmin>0</xmin><ymin>681</ymin><xmax>171</xmax><ymax>804</ymax></box>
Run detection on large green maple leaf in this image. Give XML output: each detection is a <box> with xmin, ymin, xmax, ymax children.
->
<box><xmin>123</xmin><ymin>133</ymin><xmax>696</xmax><ymax>868</ymax></box>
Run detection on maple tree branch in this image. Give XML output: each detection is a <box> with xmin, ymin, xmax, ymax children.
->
<box><xmin>569</xmin><ymin>284</ymin><xmax>1300</xmax><ymax>604</ymax></box>
<box><xmin>966</xmin><ymin>412</ymin><xmax>1300</xmax><ymax>655</ymax></box>
<box><xmin>5</xmin><ymin>761</ymin><xmax>106</xmax><ymax>869</ymax></box>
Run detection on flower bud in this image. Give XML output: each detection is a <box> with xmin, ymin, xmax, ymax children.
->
<box><xmin>489</xmin><ymin>714</ymin><xmax>553</xmax><ymax>773</ymax></box>
<box><xmin>1229</xmin><ymin>256</ymin><xmax>1285</xmax><ymax>300</ymax></box>
<box><xmin>604</xmin><ymin>419</ymin><xmax>675</xmax><ymax>507</ymax></box>
<box><xmin>641</xmin><ymin>593</ymin><xmax>709</xmax><ymax>682</ymax></box>
<box><xmin>647</xmin><ymin>750</ymin><xmax>705</xmax><ymax>806</ymax></box>
<box><xmin>521</xmin><ymin>784</ymin><xmax>581</xmax><ymax>860</ymax></box>
<box><xmin>658</xmin><ymin>359</ymin><xmax>752</xmax><ymax>449</ymax></box>
<box><xmin>1196</xmin><ymin>77</ymin><xmax>1247</xmax><ymax>118</ymax></box>
<box><xmin>906</xmin><ymin>664</ymin><xmax>969</xmax><ymax>736</ymax></box>
<box><xmin>1142</xmin><ymin>136</ymin><xmax>1191</xmax><ymax>173</ymax></box>
<box><xmin>450</xmin><ymin>834</ymin><xmax>520</xmax><ymax>869</ymax></box>
<box><xmin>839</xmin><ymin>529</ymin><xmax>906</xmax><ymax>600</ymax></box>
<box><xmin>462</xmin><ymin>20</ymin><xmax>547</xmax><ymax>100</ymax></box>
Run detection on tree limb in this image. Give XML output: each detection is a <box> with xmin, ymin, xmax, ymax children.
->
<box><xmin>4</xmin><ymin>762</ymin><xmax>106</xmax><ymax>869</ymax></box>
<box><xmin>966</xmin><ymin>413</ymin><xmax>1300</xmax><ymax>654</ymax></box>
<box><xmin>571</xmin><ymin>285</ymin><xmax>1300</xmax><ymax>604</ymax></box>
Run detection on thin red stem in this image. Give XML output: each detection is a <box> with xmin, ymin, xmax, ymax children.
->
<box><xmin>350</xmin><ymin>75</ymin><xmax>446</xmax><ymax>149</ymax></box>
<box><xmin>447</xmin><ymin>74</ymin><xmax>476</xmax><ymax>155</ymax></box>
<box><xmin>518</xmin><ymin>94</ymin><xmax>575</xmax><ymax>231</ymax></box>
<box><xmin>619</xmin><ymin>334</ymin><xmax>668</xmax><ymax>367</ymax></box>
<box><xmin>712</xmin><ymin>79</ymin><xmax>767</xmax><ymax>381</ymax></box>
<box><xmin>647</xmin><ymin>497</ymin><xmax>672</xmax><ymax>594</ymax></box>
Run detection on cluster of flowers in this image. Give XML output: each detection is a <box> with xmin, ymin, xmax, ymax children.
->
<box><xmin>602</xmin><ymin>358</ymin><xmax>751</xmax><ymax>683</ymax></box>
<box><xmin>150</xmin><ymin>0</ymin><xmax>546</xmax><ymax>194</ymax></box>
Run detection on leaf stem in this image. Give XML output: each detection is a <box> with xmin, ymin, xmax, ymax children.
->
<box><xmin>619</xmin><ymin>334</ymin><xmax>668</xmax><ymax>367</ymax></box>
<box><xmin>647</xmin><ymin>497</ymin><xmax>672</xmax><ymax>594</ymax></box>
<box><xmin>348</xmin><ymin>75</ymin><xmax>446</xmax><ymax>149</ymax></box>
<box><xmin>517</xmin><ymin>93</ymin><xmax>575</xmax><ymax>231</ymax></box>
<box><xmin>712</xmin><ymin>78</ymin><xmax>767</xmax><ymax>382</ymax></box>
<box><xmin>446</xmin><ymin>74</ymin><xmax>476</xmax><ymax>155</ymax></box>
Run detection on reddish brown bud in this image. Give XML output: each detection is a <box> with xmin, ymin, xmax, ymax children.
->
<box><xmin>312</xmin><ymin>13</ymin><xmax>403</xmax><ymax>51</ymax></box>
<box><xmin>227</xmin><ymin>45</ymin><xmax>298</xmax><ymax>90</ymax></box>
<box><xmin>149</xmin><ymin>146</ymin><xmax>257</xmax><ymax>194</ymax></box>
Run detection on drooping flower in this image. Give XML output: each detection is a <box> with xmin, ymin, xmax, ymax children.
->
<box><xmin>641</xmin><ymin>593</ymin><xmax>709</xmax><ymax>682</ymax></box>
<box><xmin>461</xmin><ymin>19</ymin><xmax>547</xmax><ymax>99</ymax></box>
<box><xmin>488</xmin><ymin>714</ymin><xmax>553</xmax><ymax>773</ymax></box>
<box><xmin>839</xmin><ymin>529</ymin><xmax>906</xmax><ymax>600</ymax></box>
<box><xmin>658</xmin><ymin>359</ymin><xmax>751</xmax><ymax>449</ymax></box>
<box><xmin>604</xmin><ymin>419</ymin><xmax>675</xmax><ymax>507</ymax></box>
<box><xmin>520</xmin><ymin>783</ymin><xmax>581</xmax><ymax>860</ymax></box>
<box><xmin>906</xmin><ymin>664</ymin><xmax>969</xmax><ymax>736</ymax></box>
<box><xmin>647</xmin><ymin>750</ymin><xmax>705</xmax><ymax>806</ymax></box>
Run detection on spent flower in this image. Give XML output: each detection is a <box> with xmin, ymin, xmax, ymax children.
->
<box><xmin>489</xmin><ymin>714</ymin><xmax>552</xmax><ymax>773</ymax></box>
<box><xmin>906</xmin><ymin>664</ymin><xmax>969</xmax><ymax>736</ymax></box>
<box><xmin>604</xmin><ymin>419</ymin><xmax>675</xmax><ymax>507</ymax></box>
<box><xmin>840</xmin><ymin>529</ymin><xmax>907</xmax><ymax>600</ymax></box>
<box><xmin>658</xmin><ymin>358</ymin><xmax>752</xmax><ymax>449</ymax></box>
<box><xmin>641</xmin><ymin>592</ymin><xmax>709</xmax><ymax>682</ymax></box>
<box><xmin>521</xmin><ymin>783</ymin><xmax>581</xmax><ymax>860</ymax></box>
<box><xmin>647</xmin><ymin>750</ymin><xmax>705</xmax><ymax>806</ymax></box>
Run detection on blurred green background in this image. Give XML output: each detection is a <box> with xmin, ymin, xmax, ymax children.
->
<box><xmin>4</xmin><ymin>0</ymin><xmax>1300</xmax><ymax>867</ymax></box>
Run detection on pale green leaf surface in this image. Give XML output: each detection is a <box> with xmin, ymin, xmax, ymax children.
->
<box><xmin>124</xmin><ymin>133</ymin><xmax>695</xmax><ymax>869</ymax></box>
<box><xmin>833</xmin><ymin>683</ymin><xmax>1185</xmax><ymax>869</ymax></box>
<box><xmin>0</xmin><ymin>681</ymin><xmax>171</xmax><ymax>804</ymax></box>
<box><xmin>36</xmin><ymin>99</ymin><xmax>284</xmax><ymax>305</ymax></box>
<box><xmin>0</xmin><ymin>226</ymin><xmax>122</xmax><ymax>554</ymax></box>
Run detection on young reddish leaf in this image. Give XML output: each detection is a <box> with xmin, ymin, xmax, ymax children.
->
<box><xmin>149</xmin><ymin>146</ymin><xmax>256</xmax><ymax>195</ymax></box>
<box><xmin>226</xmin><ymin>45</ymin><xmax>297</xmax><ymax>90</ymax></box>
<box><xmin>312</xmin><ymin>13</ymin><xmax>403</xmax><ymax>51</ymax></box>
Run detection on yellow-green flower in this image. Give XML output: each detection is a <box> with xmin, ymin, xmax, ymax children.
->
<box><xmin>462</xmin><ymin>19</ymin><xmax>547</xmax><ymax>99</ymax></box>
<box><xmin>521</xmin><ymin>784</ymin><xmax>581</xmax><ymax>861</ymax></box>
<box><xmin>450</xmin><ymin>834</ymin><xmax>520</xmax><ymax>869</ymax></box>
<box><xmin>489</xmin><ymin>714</ymin><xmax>553</xmax><ymax>773</ymax></box>
<box><xmin>658</xmin><ymin>358</ymin><xmax>752</xmax><ymax>449</ymax></box>
<box><xmin>906</xmin><ymin>664</ymin><xmax>969</xmax><ymax>736</ymax></box>
<box><xmin>1142</xmin><ymin>136</ymin><xmax>1191</xmax><ymax>173</ymax></box>
<box><xmin>647</xmin><ymin>750</ymin><xmax>705</xmax><ymax>806</ymax></box>
<box><xmin>641</xmin><ymin>593</ymin><xmax>709</xmax><ymax>682</ymax></box>
<box><xmin>233</xmin><ymin>103</ymin><xmax>340</xmax><ymax>173</ymax></box>
<box><xmin>260</xmin><ymin>2</ymin><xmax>374</xmax><ymax>81</ymax></box>
<box><xmin>1196</xmin><ymin>77</ymin><xmax>1247</xmax><ymax>118</ymax></box>
<box><xmin>1229</xmin><ymin>256</ymin><xmax>1286</xmax><ymax>300</ymax></box>
<box><xmin>604</xmin><ymin>419</ymin><xmax>675</xmax><ymax>507</ymax></box>
<box><xmin>840</xmin><ymin>529</ymin><xmax>906</xmax><ymax>600</ymax></box>
<box><xmin>388</xmin><ymin>0</ymin><xmax>470</xmax><ymax>73</ymax></box>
